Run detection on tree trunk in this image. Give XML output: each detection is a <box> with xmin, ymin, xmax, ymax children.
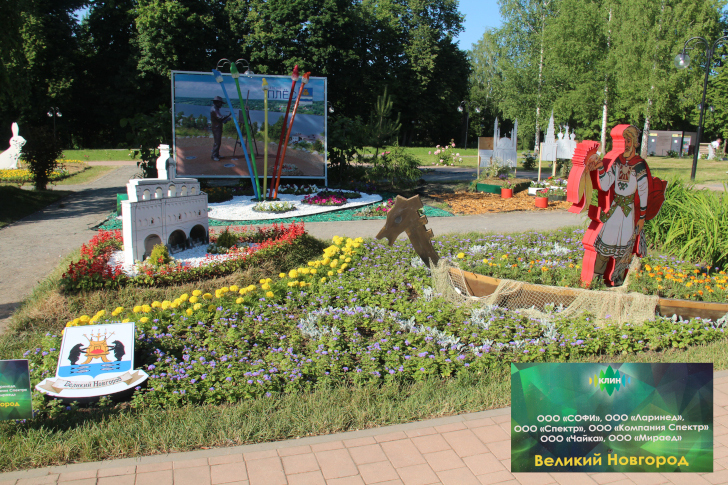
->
<box><xmin>601</xmin><ymin>8</ymin><xmax>612</xmax><ymax>153</ymax></box>
<box><xmin>534</xmin><ymin>12</ymin><xmax>546</xmax><ymax>152</ymax></box>
<box><xmin>641</xmin><ymin>103</ymin><xmax>651</xmax><ymax>158</ymax></box>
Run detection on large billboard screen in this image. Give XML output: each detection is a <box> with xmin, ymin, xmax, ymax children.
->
<box><xmin>172</xmin><ymin>71</ymin><xmax>327</xmax><ymax>180</ymax></box>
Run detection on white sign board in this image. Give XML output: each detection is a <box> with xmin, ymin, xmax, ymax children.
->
<box><xmin>36</xmin><ymin>322</ymin><xmax>148</xmax><ymax>399</ymax></box>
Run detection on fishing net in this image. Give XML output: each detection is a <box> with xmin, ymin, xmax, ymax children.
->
<box><xmin>431</xmin><ymin>257</ymin><xmax>658</xmax><ymax>325</ymax></box>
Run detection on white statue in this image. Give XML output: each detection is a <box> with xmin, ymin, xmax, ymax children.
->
<box><xmin>0</xmin><ymin>123</ymin><xmax>26</xmax><ymax>170</ymax></box>
<box><xmin>541</xmin><ymin>111</ymin><xmax>558</xmax><ymax>162</ymax></box>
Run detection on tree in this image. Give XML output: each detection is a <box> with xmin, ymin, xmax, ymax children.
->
<box><xmin>609</xmin><ymin>0</ymin><xmax>722</xmax><ymax>156</ymax></box>
<box><xmin>366</xmin><ymin>86</ymin><xmax>402</xmax><ymax>156</ymax></box>
<box><xmin>21</xmin><ymin>126</ymin><xmax>63</xmax><ymax>190</ymax></box>
<box><xmin>541</xmin><ymin>0</ymin><xmax>613</xmax><ymax>141</ymax></box>
<box><xmin>496</xmin><ymin>0</ymin><xmax>561</xmax><ymax>150</ymax></box>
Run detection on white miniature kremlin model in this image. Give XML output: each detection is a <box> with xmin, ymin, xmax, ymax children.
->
<box><xmin>121</xmin><ymin>145</ymin><xmax>209</xmax><ymax>263</ymax></box>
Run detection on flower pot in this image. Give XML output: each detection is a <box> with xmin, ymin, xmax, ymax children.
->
<box><xmin>501</xmin><ymin>188</ymin><xmax>513</xmax><ymax>199</ymax></box>
<box><xmin>535</xmin><ymin>197</ymin><xmax>548</xmax><ymax>208</ymax></box>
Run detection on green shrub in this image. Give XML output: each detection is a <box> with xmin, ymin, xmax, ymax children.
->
<box><xmin>366</xmin><ymin>146</ymin><xmax>422</xmax><ymax>190</ymax></box>
<box><xmin>644</xmin><ymin>179</ymin><xmax>728</xmax><ymax>268</ymax></box>
<box><xmin>215</xmin><ymin>229</ymin><xmax>239</xmax><ymax>249</ymax></box>
<box><xmin>149</xmin><ymin>244</ymin><xmax>172</xmax><ymax>269</ymax></box>
<box><xmin>20</xmin><ymin>127</ymin><xmax>63</xmax><ymax>190</ymax></box>
<box><xmin>206</xmin><ymin>187</ymin><xmax>233</xmax><ymax>203</ymax></box>
<box><xmin>522</xmin><ymin>153</ymin><xmax>537</xmax><ymax>171</ymax></box>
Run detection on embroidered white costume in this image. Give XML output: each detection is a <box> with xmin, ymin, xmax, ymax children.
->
<box><xmin>594</xmin><ymin>156</ymin><xmax>648</xmax><ymax>259</ymax></box>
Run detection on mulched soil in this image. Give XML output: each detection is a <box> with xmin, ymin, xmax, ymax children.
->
<box><xmin>419</xmin><ymin>186</ymin><xmax>571</xmax><ymax>215</ymax></box>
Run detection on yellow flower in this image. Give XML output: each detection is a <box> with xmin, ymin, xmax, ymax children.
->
<box><xmin>193</xmin><ymin>303</ymin><xmax>202</xmax><ymax>310</ymax></box>
<box><xmin>266</xmin><ymin>291</ymin><xmax>274</xmax><ymax>298</ymax></box>
<box><xmin>262</xmin><ymin>283</ymin><xmax>270</xmax><ymax>290</ymax></box>
<box><xmin>179</xmin><ymin>293</ymin><xmax>189</xmax><ymax>301</ymax></box>
<box><xmin>280</xmin><ymin>272</ymin><xmax>286</xmax><ymax>278</ymax></box>
<box><xmin>189</xmin><ymin>296</ymin><xmax>199</xmax><ymax>304</ymax></box>
<box><xmin>289</xmin><ymin>269</ymin><xmax>299</xmax><ymax>278</ymax></box>
<box><xmin>645</xmin><ymin>264</ymin><xmax>652</xmax><ymax>271</ymax></box>
<box><xmin>152</xmin><ymin>301</ymin><xmax>162</xmax><ymax>308</ymax></box>
<box><xmin>170</xmin><ymin>302</ymin><xmax>179</xmax><ymax>309</ymax></box>
<box><xmin>247</xmin><ymin>285</ymin><xmax>255</xmax><ymax>291</ymax></box>
<box><xmin>161</xmin><ymin>301</ymin><xmax>171</xmax><ymax>310</ymax></box>
<box><xmin>139</xmin><ymin>317</ymin><xmax>149</xmax><ymax>323</ymax></box>
<box><xmin>311</xmin><ymin>269</ymin><xmax>317</xmax><ymax>274</ymax></box>
<box><xmin>328</xmin><ymin>271</ymin><xmax>334</xmax><ymax>276</ymax></box>
<box><xmin>457</xmin><ymin>252</ymin><xmax>465</xmax><ymax>259</ymax></box>
<box><xmin>208</xmin><ymin>304</ymin><xmax>216</xmax><ymax>311</ymax></box>
<box><xmin>133</xmin><ymin>306</ymin><xmax>142</xmax><ymax>313</ymax></box>
<box><xmin>236</xmin><ymin>298</ymin><xmax>243</xmax><ymax>304</ymax></box>
<box><xmin>239</xmin><ymin>288</ymin><xmax>247</xmax><ymax>295</ymax></box>
<box><xmin>142</xmin><ymin>305</ymin><xmax>151</xmax><ymax>313</ymax></box>
<box><xmin>501</xmin><ymin>254</ymin><xmax>508</xmax><ymax>260</ymax></box>
<box><xmin>345</xmin><ymin>258</ymin><xmax>351</xmax><ymax>263</ymax></box>
<box><xmin>121</xmin><ymin>318</ymin><xmax>130</xmax><ymax>323</ymax></box>
<box><xmin>320</xmin><ymin>277</ymin><xmax>326</xmax><ymax>283</ymax></box>
<box><xmin>186</xmin><ymin>308</ymin><xmax>193</xmax><ymax>316</ymax></box>
<box><xmin>299</xmin><ymin>281</ymin><xmax>306</xmax><ymax>287</ymax></box>
<box><xmin>193</xmin><ymin>290</ymin><xmax>202</xmax><ymax>296</ymax></box>
<box><xmin>79</xmin><ymin>315</ymin><xmax>90</xmax><ymax>323</ymax></box>
<box><xmin>203</xmin><ymin>293</ymin><xmax>213</xmax><ymax>300</ymax></box>
<box><xmin>112</xmin><ymin>307</ymin><xmax>124</xmax><ymax>316</ymax></box>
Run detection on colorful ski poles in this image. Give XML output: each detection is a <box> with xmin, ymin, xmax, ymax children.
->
<box><xmin>269</xmin><ymin>65</ymin><xmax>299</xmax><ymax>198</ymax></box>
<box><xmin>273</xmin><ymin>71</ymin><xmax>310</xmax><ymax>199</ymax></box>
<box><xmin>211</xmin><ymin>69</ymin><xmax>260</xmax><ymax>200</ymax></box>
<box><xmin>230</xmin><ymin>62</ymin><xmax>262</xmax><ymax>199</ymax></box>
<box><xmin>262</xmin><ymin>78</ymin><xmax>269</xmax><ymax>200</ymax></box>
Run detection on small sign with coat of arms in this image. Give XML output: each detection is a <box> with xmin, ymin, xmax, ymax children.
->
<box><xmin>35</xmin><ymin>322</ymin><xmax>148</xmax><ymax>399</ymax></box>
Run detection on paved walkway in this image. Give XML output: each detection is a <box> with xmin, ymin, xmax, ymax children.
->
<box><xmin>0</xmin><ymin>166</ymin><xmax>138</xmax><ymax>328</ymax></box>
<box><xmin>1</xmin><ymin>371</ymin><xmax>726</xmax><ymax>484</ymax></box>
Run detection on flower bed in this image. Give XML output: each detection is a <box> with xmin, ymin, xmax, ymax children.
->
<box><xmin>278</xmin><ymin>184</ymin><xmax>320</xmax><ymax>195</ymax></box>
<box><xmin>61</xmin><ymin>223</ymin><xmax>307</xmax><ymax>292</ymax></box>
<box><xmin>445</xmin><ymin>228</ymin><xmax>727</xmax><ymax>302</ymax></box>
<box><xmin>26</xmin><ymin>234</ymin><xmax>728</xmax><ymax>416</ymax></box>
<box><xmin>302</xmin><ymin>193</ymin><xmax>347</xmax><ymax>206</ymax></box>
<box><xmin>356</xmin><ymin>198</ymin><xmax>395</xmax><ymax>217</ymax></box>
<box><xmin>252</xmin><ymin>201</ymin><xmax>297</xmax><ymax>213</ymax></box>
<box><xmin>0</xmin><ymin>166</ymin><xmax>71</xmax><ymax>184</ymax></box>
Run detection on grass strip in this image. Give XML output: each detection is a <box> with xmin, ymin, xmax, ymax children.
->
<box><xmin>1</xmin><ymin>342</ymin><xmax>727</xmax><ymax>471</ymax></box>
<box><xmin>0</xmin><ymin>186</ymin><xmax>73</xmax><ymax>228</ymax></box>
<box><xmin>51</xmin><ymin>165</ymin><xmax>118</xmax><ymax>185</ymax></box>
<box><xmin>61</xmin><ymin>149</ymin><xmax>132</xmax><ymax>162</ymax></box>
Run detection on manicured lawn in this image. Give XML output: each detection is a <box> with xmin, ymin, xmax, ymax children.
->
<box><xmin>645</xmin><ymin>156</ymin><xmax>728</xmax><ymax>185</ymax></box>
<box><xmin>51</xmin><ymin>165</ymin><xmax>118</xmax><ymax>185</ymax></box>
<box><xmin>62</xmin><ymin>148</ymin><xmax>132</xmax><ymax>162</ymax></box>
<box><xmin>0</xmin><ymin>186</ymin><xmax>72</xmax><ymax>228</ymax></box>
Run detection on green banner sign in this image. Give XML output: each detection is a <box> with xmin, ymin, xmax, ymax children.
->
<box><xmin>511</xmin><ymin>363</ymin><xmax>712</xmax><ymax>473</ymax></box>
<box><xmin>0</xmin><ymin>360</ymin><xmax>32</xmax><ymax>420</ymax></box>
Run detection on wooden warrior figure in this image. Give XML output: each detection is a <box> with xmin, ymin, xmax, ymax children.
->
<box><xmin>567</xmin><ymin>124</ymin><xmax>667</xmax><ymax>287</ymax></box>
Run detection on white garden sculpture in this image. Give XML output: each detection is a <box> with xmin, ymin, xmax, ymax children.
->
<box><xmin>0</xmin><ymin>123</ymin><xmax>26</xmax><ymax>170</ymax></box>
<box><xmin>121</xmin><ymin>145</ymin><xmax>209</xmax><ymax>264</ymax></box>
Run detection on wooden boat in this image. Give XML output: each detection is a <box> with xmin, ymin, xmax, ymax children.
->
<box><xmin>375</xmin><ymin>195</ymin><xmax>728</xmax><ymax>322</ymax></box>
<box><xmin>450</xmin><ymin>267</ymin><xmax>728</xmax><ymax>322</ymax></box>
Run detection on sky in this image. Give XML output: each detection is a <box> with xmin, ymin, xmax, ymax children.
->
<box><xmin>454</xmin><ymin>0</ymin><xmax>503</xmax><ymax>51</ymax></box>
